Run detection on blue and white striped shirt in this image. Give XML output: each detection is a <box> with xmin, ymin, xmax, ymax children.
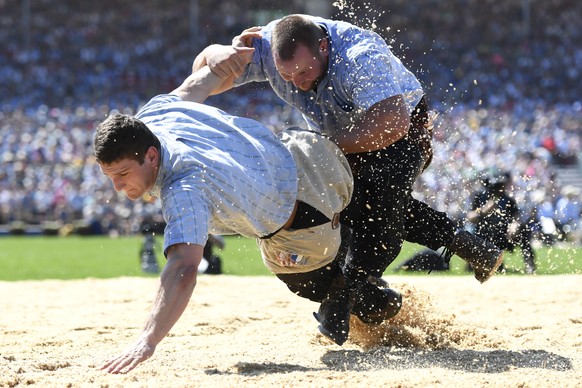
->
<box><xmin>235</xmin><ymin>15</ymin><xmax>424</xmax><ymax>137</ymax></box>
<box><xmin>137</xmin><ymin>94</ymin><xmax>297</xmax><ymax>254</ymax></box>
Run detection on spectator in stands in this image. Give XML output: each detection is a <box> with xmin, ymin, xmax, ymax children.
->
<box><xmin>467</xmin><ymin>170</ymin><xmax>537</xmax><ymax>274</ymax></box>
<box><xmin>555</xmin><ymin>186</ymin><xmax>582</xmax><ymax>242</ymax></box>
<box><xmin>0</xmin><ymin>0</ymin><xmax>580</xmax><ymax>247</ymax></box>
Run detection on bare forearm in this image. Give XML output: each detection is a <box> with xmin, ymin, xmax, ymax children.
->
<box><xmin>332</xmin><ymin>95</ymin><xmax>410</xmax><ymax>154</ymax></box>
<box><xmin>171</xmin><ymin>66</ymin><xmax>223</xmax><ymax>103</ymax></box>
<box><xmin>100</xmin><ymin>244</ymin><xmax>202</xmax><ymax>374</ymax></box>
<box><xmin>140</xmin><ymin>243</ymin><xmax>202</xmax><ymax>347</ymax></box>
<box><xmin>332</xmin><ymin>124</ymin><xmax>407</xmax><ymax>154</ymax></box>
<box><xmin>142</xmin><ymin>259</ymin><xmax>198</xmax><ymax>346</ymax></box>
<box><xmin>467</xmin><ymin>199</ymin><xmax>497</xmax><ymax>223</ymax></box>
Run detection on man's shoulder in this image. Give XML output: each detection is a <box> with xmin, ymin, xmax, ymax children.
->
<box><xmin>136</xmin><ymin>94</ymin><xmax>182</xmax><ymax>119</ymax></box>
<box><xmin>325</xmin><ymin>21</ymin><xmax>387</xmax><ymax>66</ymax></box>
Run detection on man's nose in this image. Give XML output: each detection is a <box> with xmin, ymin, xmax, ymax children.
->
<box><xmin>292</xmin><ymin>75</ymin><xmax>304</xmax><ymax>88</ymax></box>
<box><xmin>112</xmin><ymin>178</ymin><xmax>124</xmax><ymax>192</ymax></box>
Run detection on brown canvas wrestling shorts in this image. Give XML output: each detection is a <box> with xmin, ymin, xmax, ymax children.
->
<box><xmin>257</xmin><ymin>128</ymin><xmax>353</xmax><ymax>274</ymax></box>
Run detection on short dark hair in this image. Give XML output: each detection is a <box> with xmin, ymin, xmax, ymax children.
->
<box><xmin>94</xmin><ymin>113</ymin><xmax>160</xmax><ymax>165</ymax></box>
<box><xmin>272</xmin><ymin>15</ymin><xmax>326</xmax><ymax>61</ymax></box>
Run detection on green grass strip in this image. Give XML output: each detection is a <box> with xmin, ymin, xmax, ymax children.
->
<box><xmin>0</xmin><ymin>236</ymin><xmax>580</xmax><ymax>281</ymax></box>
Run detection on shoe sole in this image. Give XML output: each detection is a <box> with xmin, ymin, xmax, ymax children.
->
<box><xmin>478</xmin><ymin>251</ymin><xmax>504</xmax><ymax>283</ymax></box>
<box><xmin>313</xmin><ymin>312</ymin><xmax>348</xmax><ymax>346</ymax></box>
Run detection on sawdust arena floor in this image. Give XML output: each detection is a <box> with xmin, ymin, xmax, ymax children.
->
<box><xmin>1</xmin><ymin>274</ymin><xmax>581</xmax><ymax>387</ymax></box>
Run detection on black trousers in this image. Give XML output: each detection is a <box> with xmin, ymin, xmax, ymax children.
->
<box><xmin>341</xmin><ymin>138</ymin><xmax>456</xmax><ymax>281</ymax></box>
<box><xmin>276</xmin><ymin>260</ymin><xmax>344</xmax><ymax>302</ymax></box>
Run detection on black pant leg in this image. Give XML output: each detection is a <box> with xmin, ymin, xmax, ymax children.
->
<box><xmin>517</xmin><ymin>223</ymin><xmax>536</xmax><ymax>268</ymax></box>
<box><xmin>276</xmin><ymin>260</ymin><xmax>344</xmax><ymax>303</ymax></box>
<box><xmin>404</xmin><ymin>198</ymin><xmax>456</xmax><ymax>250</ymax></box>
<box><xmin>342</xmin><ymin>138</ymin><xmax>424</xmax><ymax>280</ymax></box>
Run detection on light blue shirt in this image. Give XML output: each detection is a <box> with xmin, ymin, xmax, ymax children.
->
<box><xmin>234</xmin><ymin>15</ymin><xmax>424</xmax><ymax>137</ymax></box>
<box><xmin>136</xmin><ymin>94</ymin><xmax>297</xmax><ymax>254</ymax></box>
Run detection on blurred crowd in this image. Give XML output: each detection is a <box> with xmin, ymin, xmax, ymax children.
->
<box><xmin>1</xmin><ymin>0</ymin><xmax>581</xmax><ymax>242</ymax></box>
<box><xmin>415</xmin><ymin>106</ymin><xmax>582</xmax><ymax>243</ymax></box>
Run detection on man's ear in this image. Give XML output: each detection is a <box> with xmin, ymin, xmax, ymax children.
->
<box><xmin>319</xmin><ymin>38</ymin><xmax>328</xmax><ymax>53</ymax></box>
<box><xmin>147</xmin><ymin>146</ymin><xmax>159</xmax><ymax>166</ymax></box>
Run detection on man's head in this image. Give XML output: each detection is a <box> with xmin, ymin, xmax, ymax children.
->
<box><xmin>484</xmin><ymin>170</ymin><xmax>511</xmax><ymax>195</ymax></box>
<box><xmin>94</xmin><ymin>114</ymin><xmax>161</xmax><ymax>200</ymax></box>
<box><xmin>271</xmin><ymin>15</ymin><xmax>328</xmax><ymax>91</ymax></box>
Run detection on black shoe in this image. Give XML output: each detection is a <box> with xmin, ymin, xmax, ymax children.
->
<box><xmin>449</xmin><ymin>230</ymin><xmax>504</xmax><ymax>283</ymax></box>
<box><xmin>366</xmin><ymin>275</ymin><xmax>389</xmax><ymax>289</ymax></box>
<box><xmin>313</xmin><ymin>288</ymin><xmax>352</xmax><ymax>346</ymax></box>
<box><xmin>351</xmin><ymin>282</ymin><xmax>402</xmax><ymax>325</ymax></box>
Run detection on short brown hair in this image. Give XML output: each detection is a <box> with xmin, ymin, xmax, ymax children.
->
<box><xmin>271</xmin><ymin>15</ymin><xmax>326</xmax><ymax>61</ymax></box>
<box><xmin>94</xmin><ymin>113</ymin><xmax>160</xmax><ymax>165</ymax></box>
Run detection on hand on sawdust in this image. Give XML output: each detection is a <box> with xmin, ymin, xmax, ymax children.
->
<box><xmin>100</xmin><ymin>337</ymin><xmax>156</xmax><ymax>374</ymax></box>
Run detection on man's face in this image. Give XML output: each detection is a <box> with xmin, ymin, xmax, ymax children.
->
<box><xmin>274</xmin><ymin>41</ymin><xmax>328</xmax><ymax>91</ymax></box>
<box><xmin>99</xmin><ymin>147</ymin><xmax>159</xmax><ymax>201</ymax></box>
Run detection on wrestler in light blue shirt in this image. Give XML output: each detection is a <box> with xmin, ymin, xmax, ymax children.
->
<box><xmin>234</xmin><ymin>15</ymin><xmax>424</xmax><ymax>137</ymax></box>
<box><xmin>136</xmin><ymin>94</ymin><xmax>297</xmax><ymax>254</ymax></box>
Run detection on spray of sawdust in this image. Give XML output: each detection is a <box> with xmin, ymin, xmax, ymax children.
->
<box><xmin>332</xmin><ymin>1</ymin><xmax>385</xmax><ymax>32</ymax></box>
<box><xmin>348</xmin><ymin>282</ymin><xmax>502</xmax><ymax>350</ymax></box>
